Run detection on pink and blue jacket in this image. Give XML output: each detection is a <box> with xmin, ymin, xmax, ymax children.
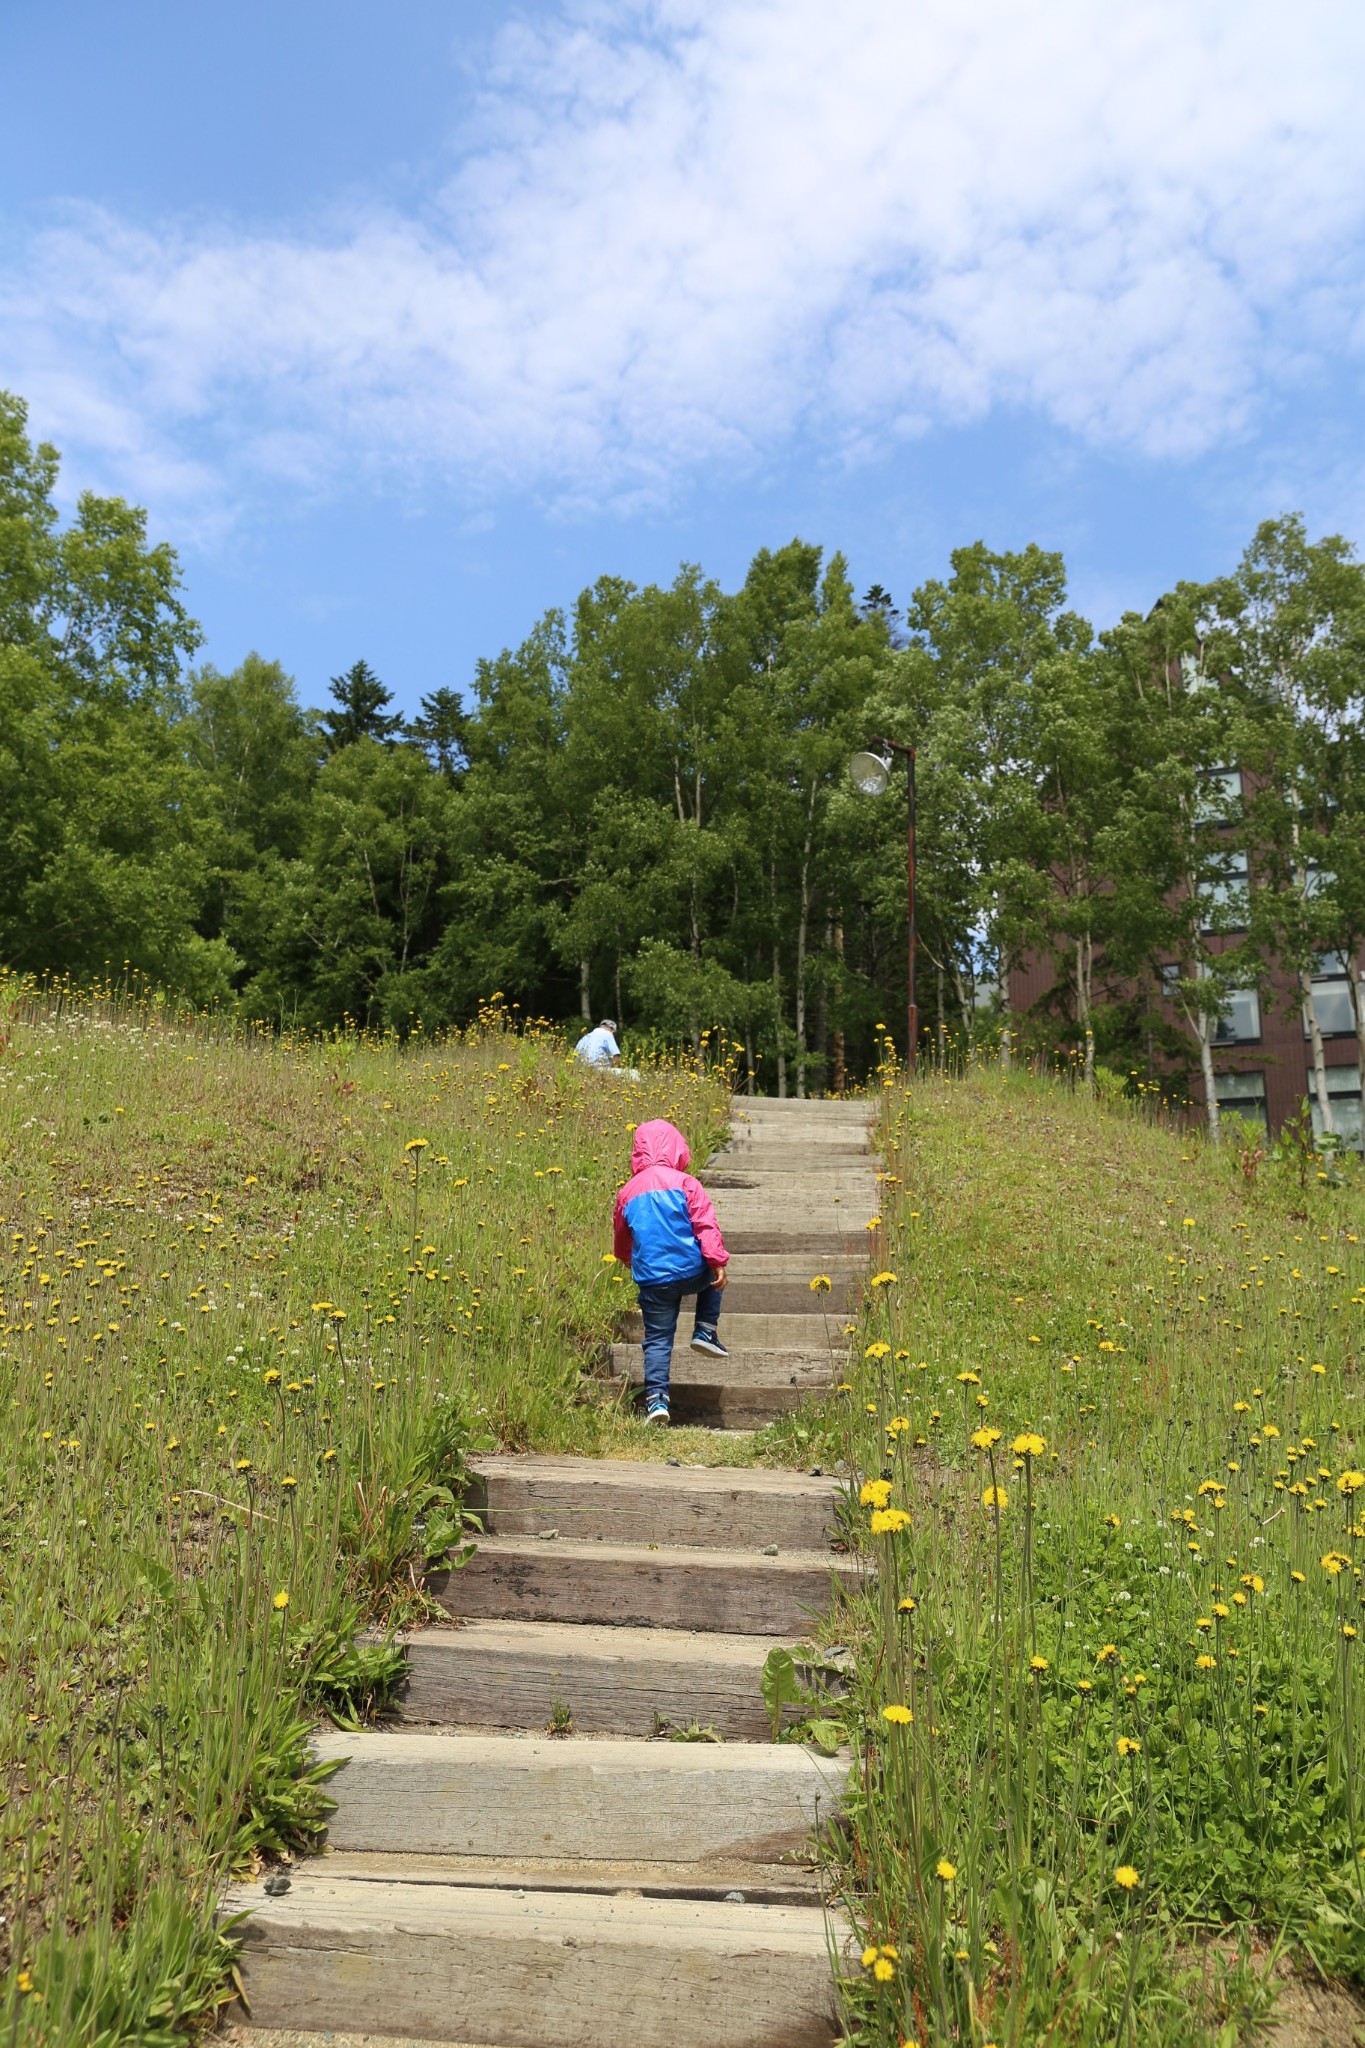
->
<box><xmin>612</xmin><ymin>1119</ymin><xmax>730</xmax><ymax>1288</ymax></box>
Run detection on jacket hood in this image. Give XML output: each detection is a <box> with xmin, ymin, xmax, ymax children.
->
<box><xmin>630</xmin><ymin>1118</ymin><xmax>690</xmax><ymax>1174</ymax></box>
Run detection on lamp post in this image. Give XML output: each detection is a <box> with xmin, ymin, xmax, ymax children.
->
<box><xmin>849</xmin><ymin>738</ymin><xmax>918</xmax><ymax>1071</ymax></box>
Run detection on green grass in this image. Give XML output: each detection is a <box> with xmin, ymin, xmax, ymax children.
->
<box><xmin>826</xmin><ymin>1065</ymin><xmax>1365</xmax><ymax>2046</ymax></box>
<box><xmin>0</xmin><ymin>986</ymin><xmax>742</xmax><ymax>2041</ymax></box>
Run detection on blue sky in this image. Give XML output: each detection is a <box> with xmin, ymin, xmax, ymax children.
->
<box><xmin>5</xmin><ymin>0</ymin><xmax>1365</xmax><ymax>716</ymax></box>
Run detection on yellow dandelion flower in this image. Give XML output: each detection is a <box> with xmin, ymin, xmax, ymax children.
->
<box><xmin>882</xmin><ymin>1704</ymin><xmax>913</xmax><ymax>1725</ymax></box>
<box><xmin>935</xmin><ymin>1858</ymin><xmax>956</xmax><ymax>1883</ymax></box>
<box><xmin>1012</xmin><ymin>1431</ymin><xmax>1046</xmax><ymax>1458</ymax></box>
<box><xmin>1116</xmin><ymin>1735</ymin><xmax>1141</xmax><ymax>1757</ymax></box>
<box><xmin>272</xmin><ymin>1589</ymin><xmax>289</xmax><ymax>1610</ymax></box>
<box><xmin>870</xmin><ymin>1507</ymin><xmax>911</xmax><ymax>1534</ymax></box>
<box><xmin>860</xmin><ymin>1479</ymin><xmax>892</xmax><ymax>1508</ymax></box>
<box><xmin>1115</xmin><ymin>1865</ymin><xmax>1140</xmax><ymax>1890</ymax></box>
<box><xmin>982</xmin><ymin>1484</ymin><xmax>1008</xmax><ymax>1509</ymax></box>
<box><xmin>809</xmin><ymin>1274</ymin><xmax>833</xmax><ymax>1293</ymax></box>
<box><xmin>970</xmin><ymin>1426</ymin><xmax>1002</xmax><ymax>1449</ymax></box>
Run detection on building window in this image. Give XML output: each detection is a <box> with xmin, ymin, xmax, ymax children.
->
<box><xmin>1305</xmin><ymin>1064</ymin><xmax>1363</xmax><ymax>1150</ymax></box>
<box><xmin>1199</xmin><ymin>850</ymin><xmax>1249</xmax><ymax>933</ymax></box>
<box><xmin>1215</xmin><ymin>1070</ymin><xmax>1267</xmax><ymax>1131</ymax></box>
<box><xmin>1196</xmin><ymin>767</ymin><xmax>1243</xmax><ymax>826</ymax></box>
<box><xmin>1214</xmin><ymin>988</ymin><xmax>1261</xmax><ymax>1044</ymax></box>
<box><xmin>1303</xmin><ymin>953</ymin><xmax>1359</xmax><ymax>1039</ymax></box>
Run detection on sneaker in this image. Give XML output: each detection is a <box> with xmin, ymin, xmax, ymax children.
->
<box><xmin>690</xmin><ymin>1328</ymin><xmax>729</xmax><ymax>1359</ymax></box>
<box><xmin>644</xmin><ymin>1403</ymin><xmax>671</xmax><ymax>1426</ymax></box>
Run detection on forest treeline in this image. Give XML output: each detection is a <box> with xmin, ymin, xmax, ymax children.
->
<box><xmin>3</xmin><ymin>388</ymin><xmax>1364</xmax><ymax>1106</ymax></box>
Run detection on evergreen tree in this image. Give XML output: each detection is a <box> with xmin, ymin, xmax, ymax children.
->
<box><xmin>410</xmin><ymin>685</ymin><xmax>469</xmax><ymax>779</ymax></box>
<box><xmin>320</xmin><ymin>658</ymin><xmax>405</xmax><ymax>752</ymax></box>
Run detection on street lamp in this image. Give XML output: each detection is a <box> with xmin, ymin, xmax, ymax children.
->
<box><xmin>849</xmin><ymin>738</ymin><xmax>918</xmax><ymax>1071</ymax></box>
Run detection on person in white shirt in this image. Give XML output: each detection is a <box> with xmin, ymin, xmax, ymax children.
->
<box><xmin>575</xmin><ymin>1018</ymin><xmax>621</xmax><ymax>1067</ymax></box>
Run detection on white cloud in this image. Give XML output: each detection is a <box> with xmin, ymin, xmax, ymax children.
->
<box><xmin>5</xmin><ymin>0</ymin><xmax>1365</xmax><ymax>516</ymax></box>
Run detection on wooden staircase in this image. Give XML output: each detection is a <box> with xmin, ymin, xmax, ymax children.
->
<box><xmin>224</xmin><ymin>1095</ymin><xmax>877</xmax><ymax>2048</ymax></box>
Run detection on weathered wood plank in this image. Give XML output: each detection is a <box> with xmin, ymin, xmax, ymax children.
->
<box><xmin>316</xmin><ymin>1848</ymin><xmax>821</xmax><ymax>1904</ymax></box>
<box><xmin>430</xmin><ymin>1536</ymin><xmax>859</xmax><ymax>1634</ymax></box>
<box><xmin>609</xmin><ymin>1345</ymin><xmax>837</xmax><ymax>1389</ymax></box>
<box><xmin>702</xmin><ymin>1278</ymin><xmax>863</xmax><ymax>1315</ymax></box>
<box><xmin>397</xmin><ymin>1620</ymin><xmax>788</xmax><ymax>1738</ymax></box>
<box><xmin>619</xmin><ymin>1312</ymin><xmax>847</xmax><ymax>1349</ymax></box>
<box><xmin>314</xmin><ymin>1731</ymin><xmax>845</xmax><ymax>1864</ymax></box>
<box><xmin>228</xmin><ymin>1879</ymin><xmax>846</xmax><ymax>2048</ymax></box>
<box><xmin>665</xmin><ymin>1381</ymin><xmax>823</xmax><ymax>1428</ymax></box>
<box><xmin>468</xmin><ymin>1456</ymin><xmax>841</xmax><ymax>1550</ymax></box>
<box><xmin>720</xmin><ymin>1230</ymin><xmax>875</xmax><ymax>1254</ymax></box>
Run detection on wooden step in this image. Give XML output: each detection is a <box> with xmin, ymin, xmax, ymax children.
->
<box><xmin>712</xmin><ymin>1196</ymin><xmax>879</xmax><ymax>1212</ymax></box>
<box><xmin>468</xmin><ymin>1456</ymin><xmax>842</xmax><ymax>1550</ymax></box>
<box><xmin>699</xmin><ymin>1187</ymin><xmax>879</xmax><ymax>1196</ymax></box>
<box><xmin>227</xmin><ymin>1877</ymin><xmax>846</xmax><ymax>2048</ymax></box>
<box><xmin>610</xmin><ymin>1344</ymin><xmax>838</xmax><ymax>1390</ymax></box>
<box><xmin>620</xmin><ymin>1312</ymin><xmax>849</xmax><ymax>1350</ymax></box>
<box><xmin>667</xmin><ymin>1381</ymin><xmax>817</xmax><ymax>1428</ymax></box>
<box><xmin>608</xmin><ymin>1345</ymin><xmax>835</xmax><ymax>1428</ymax></box>
<box><xmin>430</xmin><ymin>1536</ymin><xmax>859</xmax><ymax>1634</ymax></box>
<box><xmin>314</xmin><ymin>1731</ymin><xmax>844</xmax><ymax>1865</ymax></box>
<box><xmin>729</xmin><ymin>1106</ymin><xmax>870</xmax><ymax>1117</ymax></box>
<box><xmin>723</xmin><ymin>1253</ymin><xmax>866</xmax><ymax>1272</ymax></box>
<box><xmin>719</xmin><ymin>1229</ymin><xmax>876</xmax><ymax>1255</ymax></box>
<box><xmin>397</xmin><ymin>1620</ymin><xmax>794</xmax><ymax>1738</ymax></box>
<box><xmin>710</xmin><ymin>1276</ymin><xmax>863</xmax><ymax>1315</ymax></box>
<box><xmin>317</xmin><ymin>1847</ymin><xmax>821</xmax><ymax>1905</ymax></box>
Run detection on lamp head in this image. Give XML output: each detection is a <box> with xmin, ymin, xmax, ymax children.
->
<box><xmin>849</xmin><ymin>748</ymin><xmax>891</xmax><ymax>797</ymax></box>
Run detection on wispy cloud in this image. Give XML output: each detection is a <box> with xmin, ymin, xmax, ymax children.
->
<box><xmin>5</xmin><ymin>0</ymin><xmax>1365</xmax><ymax>518</ymax></box>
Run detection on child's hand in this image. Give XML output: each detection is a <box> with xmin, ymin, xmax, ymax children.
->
<box><xmin>710</xmin><ymin>1265</ymin><xmax>728</xmax><ymax>1289</ymax></box>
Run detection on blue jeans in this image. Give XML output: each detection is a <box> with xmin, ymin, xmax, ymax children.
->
<box><xmin>636</xmin><ymin>1274</ymin><xmax>723</xmax><ymax>1411</ymax></box>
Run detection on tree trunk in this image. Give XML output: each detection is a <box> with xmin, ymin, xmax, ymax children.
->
<box><xmin>768</xmin><ymin>857</ymin><xmax>786</xmax><ymax>1097</ymax></box>
<box><xmin>1197</xmin><ymin>1011</ymin><xmax>1221</xmax><ymax>1146</ymax></box>
<box><xmin>815</xmin><ymin>914</ymin><xmax>831</xmax><ymax>1099</ymax></box>
<box><xmin>832</xmin><ymin>919</ymin><xmax>846</xmax><ymax>1097</ymax></box>
<box><xmin>1076</xmin><ymin>932</ymin><xmax>1095</xmax><ymax>1089</ymax></box>
<box><xmin>614</xmin><ymin>957</ymin><xmax>622</xmax><ymax>1026</ymax></box>
<box><xmin>1302</xmin><ymin>965</ymin><xmax>1335</xmax><ymax>1135</ymax></box>
<box><xmin>579</xmin><ymin>958</ymin><xmax>591</xmax><ymax>1024</ymax></box>
<box><xmin>936</xmin><ymin>960</ymin><xmax>946</xmax><ymax>1069</ymax></box>
<box><xmin>794</xmin><ymin>784</ymin><xmax>817</xmax><ymax>1100</ymax></box>
<box><xmin>1289</xmin><ymin>830</ymin><xmax>1334</xmax><ymax>1135</ymax></box>
<box><xmin>951</xmin><ymin>959</ymin><xmax>972</xmax><ymax>1053</ymax></box>
<box><xmin>773</xmin><ymin>939</ymin><xmax>787</xmax><ymax>1097</ymax></box>
<box><xmin>998</xmin><ymin>941</ymin><xmax>1013</xmax><ymax>1070</ymax></box>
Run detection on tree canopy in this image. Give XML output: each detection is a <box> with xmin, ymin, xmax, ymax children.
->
<box><xmin>3</xmin><ymin>390</ymin><xmax>1364</xmax><ymax>1114</ymax></box>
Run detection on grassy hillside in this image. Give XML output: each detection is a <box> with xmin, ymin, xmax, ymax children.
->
<box><xmin>837</xmin><ymin>1067</ymin><xmax>1365</xmax><ymax>2046</ymax></box>
<box><xmin>0</xmin><ymin>990</ymin><xmax>732</xmax><ymax>2041</ymax></box>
